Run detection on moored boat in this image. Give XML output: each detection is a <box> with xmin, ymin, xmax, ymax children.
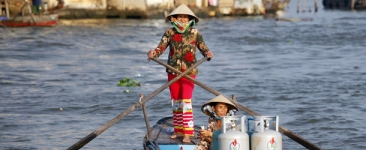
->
<box><xmin>1</xmin><ymin>14</ymin><xmax>58</xmax><ymax>27</ymax></box>
<box><xmin>0</xmin><ymin>0</ymin><xmax>61</xmax><ymax>27</ymax></box>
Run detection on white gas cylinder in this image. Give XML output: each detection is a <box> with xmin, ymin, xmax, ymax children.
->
<box><xmin>218</xmin><ymin>116</ymin><xmax>250</xmax><ymax>150</ymax></box>
<box><xmin>251</xmin><ymin>116</ymin><xmax>282</xmax><ymax>150</ymax></box>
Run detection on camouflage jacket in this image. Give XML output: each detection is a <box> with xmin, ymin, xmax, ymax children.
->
<box><xmin>154</xmin><ymin>27</ymin><xmax>210</xmax><ymax>75</ymax></box>
<box><xmin>194</xmin><ymin>117</ymin><xmax>217</xmax><ymax>150</ymax></box>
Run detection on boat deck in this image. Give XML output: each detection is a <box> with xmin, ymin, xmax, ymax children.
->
<box><xmin>143</xmin><ymin>117</ymin><xmax>201</xmax><ymax>150</ymax></box>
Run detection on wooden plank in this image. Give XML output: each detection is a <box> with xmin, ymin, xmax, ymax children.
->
<box><xmin>153</xmin><ymin>117</ymin><xmax>201</xmax><ymax>145</ymax></box>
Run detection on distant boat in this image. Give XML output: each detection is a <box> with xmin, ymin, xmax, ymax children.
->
<box><xmin>1</xmin><ymin>14</ymin><xmax>58</xmax><ymax>27</ymax></box>
<box><xmin>0</xmin><ymin>0</ymin><xmax>62</xmax><ymax>27</ymax></box>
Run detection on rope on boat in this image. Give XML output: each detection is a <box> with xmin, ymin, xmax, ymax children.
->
<box><xmin>67</xmin><ymin>57</ymin><xmax>209</xmax><ymax>150</ymax></box>
<box><xmin>151</xmin><ymin>58</ymin><xmax>322</xmax><ymax>150</ymax></box>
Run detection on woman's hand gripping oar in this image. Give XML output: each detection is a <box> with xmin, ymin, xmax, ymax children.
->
<box><xmin>67</xmin><ymin>57</ymin><xmax>209</xmax><ymax>150</ymax></box>
<box><xmin>150</xmin><ymin>57</ymin><xmax>322</xmax><ymax>150</ymax></box>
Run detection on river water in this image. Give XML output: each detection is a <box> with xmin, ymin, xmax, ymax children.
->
<box><xmin>1</xmin><ymin>1</ymin><xmax>366</xmax><ymax>149</ymax></box>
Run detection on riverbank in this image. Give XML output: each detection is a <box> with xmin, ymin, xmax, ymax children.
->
<box><xmin>54</xmin><ymin>6</ymin><xmax>220</xmax><ymax>19</ymax></box>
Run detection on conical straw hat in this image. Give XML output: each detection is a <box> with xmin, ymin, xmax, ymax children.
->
<box><xmin>166</xmin><ymin>4</ymin><xmax>199</xmax><ymax>23</ymax></box>
<box><xmin>201</xmin><ymin>95</ymin><xmax>238</xmax><ymax>117</ymax></box>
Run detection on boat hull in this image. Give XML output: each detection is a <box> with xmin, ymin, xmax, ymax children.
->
<box><xmin>1</xmin><ymin>14</ymin><xmax>58</xmax><ymax>27</ymax></box>
<box><xmin>1</xmin><ymin>20</ymin><xmax>58</xmax><ymax>27</ymax></box>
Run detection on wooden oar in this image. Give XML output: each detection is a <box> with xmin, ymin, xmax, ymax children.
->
<box><xmin>67</xmin><ymin>57</ymin><xmax>209</xmax><ymax>150</ymax></box>
<box><xmin>151</xmin><ymin>58</ymin><xmax>322</xmax><ymax>150</ymax></box>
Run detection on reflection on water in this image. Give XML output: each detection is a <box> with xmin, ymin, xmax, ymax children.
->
<box><xmin>1</xmin><ymin>2</ymin><xmax>366</xmax><ymax>149</ymax></box>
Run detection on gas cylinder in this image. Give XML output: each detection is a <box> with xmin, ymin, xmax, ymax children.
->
<box><xmin>251</xmin><ymin>116</ymin><xmax>282</xmax><ymax>150</ymax></box>
<box><xmin>217</xmin><ymin>116</ymin><xmax>250</xmax><ymax>150</ymax></box>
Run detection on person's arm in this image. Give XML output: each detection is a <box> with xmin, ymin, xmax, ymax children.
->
<box><xmin>203</xmin><ymin>130</ymin><xmax>213</xmax><ymax>144</ymax></box>
<box><xmin>194</xmin><ymin>29</ymin><xmax>213</xmax><ymax>59</ymax></box>
<box><xmin>147</xmin><ymin>29</ymin><xmax>171</xmax><ymax>59</ymax></box>
<box><xmin>202</xmin><ymin>117</ymin><xmax>215</xmax><ymax>143</ymax></box>
<box><xmin>148</xmin><ymin>29</ymin><xmax>172</xmax><ymax>58</ymax></box>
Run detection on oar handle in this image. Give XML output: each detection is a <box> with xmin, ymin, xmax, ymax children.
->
<box><xmin>150</xmin><ymin>58</ymin><xmax>322</xmax><ymax>150</ymax></box>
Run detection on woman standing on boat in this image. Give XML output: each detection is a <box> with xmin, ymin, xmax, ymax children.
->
<box><xmin>147</xmin><ymin>4</ymin><xmax>213</xmax><ymax>143</ymax></box>
<box><xmin>194</xmin><ymin>95</ymin><xmax>238</xmax><ymax>150</ymax></box>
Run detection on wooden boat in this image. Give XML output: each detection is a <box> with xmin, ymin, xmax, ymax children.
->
<box><xmin>1</xmin><ymin>14</ymin><xmax>58</xmax><ymax>27</ymax></box>
<box><xmin>0</xmin><ymin>0</ymin><xmax>62</xmax><ymax>27</ymax></box>
<box><xmin>143</xmin><ymin>117</ymin><xmax>201</xmax><ymax>150</ymax></box>
<box><xmin>66</xmin><ymin>58</ymin><xmax>322</xmax><ymax>150</ymax></box>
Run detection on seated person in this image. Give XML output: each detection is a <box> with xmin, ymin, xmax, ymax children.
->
<box><xmin>194</xmin><ymin>95</ymin><xmax>238</xmax><ymax>150</ymax></box>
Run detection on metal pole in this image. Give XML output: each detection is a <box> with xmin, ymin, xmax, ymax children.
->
<box><xmin>350</xmin><ymin>0</ymin><xmax>355</xmax><ymax>9</ymax></box>
<box><xmin>5</xmin><ymin>0</ymin><xmax>10</xmax><ymax>18</ymax></box>
<box><xmin>314</xmin><ymin>0</ymin><xmax>318</xmax><ymax>12</ymax></box>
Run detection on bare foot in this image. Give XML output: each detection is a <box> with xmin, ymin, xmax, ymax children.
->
<box><xmin>170</xmin><ymin>134</ymin><xmax>177</xmax><ymax>139</ymax></box>
<box><xmin>182</xmin><ymin>135</ymin><xmax>191</xmax><ymax>143</ymax></box>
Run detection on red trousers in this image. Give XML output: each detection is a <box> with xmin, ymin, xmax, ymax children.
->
<box><xmin>168</xmin><ymin>73</ymin><xmax>196</xmax><ymax>136</ymax></box>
